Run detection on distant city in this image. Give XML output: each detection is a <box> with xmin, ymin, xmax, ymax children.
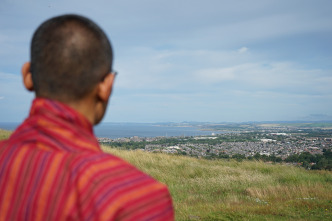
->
<box><xmin>1</xmin><ymin>121</ymin><xmax>331</xmax><ymax>169</ymax></box>
<box><xmin>99</xmin><ymin>122</ymin><xmax>332</xmax><ymax>169</ymax></box>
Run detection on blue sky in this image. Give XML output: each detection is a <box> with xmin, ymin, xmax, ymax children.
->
<box><xmin>1</xmin><ymin>0</ymin><xmax>332</xmax><ymax>123</ymax></box>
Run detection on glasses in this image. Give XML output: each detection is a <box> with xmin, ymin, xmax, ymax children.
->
<box><xmin>101</xmin><ymin>70</ymin><xmax>118</xmax><ymax>81</ymax></box>
<box><xmin>111</xmin><ymin>71</ymin><xmax>118</xmax><ymax>77</ymax></box>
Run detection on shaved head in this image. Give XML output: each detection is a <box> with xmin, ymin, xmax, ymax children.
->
<box><xmin>30</xmin><ymin>14</ymin><xmax>113</xmax><ymax>102</ymax></box>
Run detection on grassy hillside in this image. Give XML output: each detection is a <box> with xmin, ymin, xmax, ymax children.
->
<box><xmin>1</xmin><ymin>130</ymin><xmax>331</xmax><ymax>220</ymax></box>
<box><xmin>102</xmin><ymin>146</ymin><xmax>332</xmax><ymax>220</ymax></box>
<box><xmin>0</xmin><ymin>129</ymin><xmax>11</xmax><ymax>141</ymax></box>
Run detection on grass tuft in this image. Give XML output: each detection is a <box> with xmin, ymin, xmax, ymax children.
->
<box><xmin>0</xmin><ymin>129</ymin><xmax>11</xmax><ymax>141</ymax></box>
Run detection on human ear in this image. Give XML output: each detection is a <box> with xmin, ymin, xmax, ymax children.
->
<box><xmin>97</xmin><ymin>73</ymin><xmax>115</xmax><ymax>102</ymax></box>
<box><xmin>21</xmin><ymin>62</ymin><xmax>34</xmax><ymax>91</ymax></box>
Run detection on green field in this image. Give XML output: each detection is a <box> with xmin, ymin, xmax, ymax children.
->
<box><xmin>1</xmin><ymin>130</ymin><xmax>331</xmax><ymax>220</ymax></box>
<box><xmin>103</xmin><ymin>146</ymin><xmax>332</xmax><ymax>220</ymax></box>
<box><xmin>0</xmin><ymin>129</ymin><xmax>11</xmax><ymax>140</ymax></box>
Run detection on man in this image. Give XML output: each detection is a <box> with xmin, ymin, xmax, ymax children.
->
<box><xmin>0</xmin><ymin>14</ymin><xmax>174</xmax><ymax>220</ymax></box>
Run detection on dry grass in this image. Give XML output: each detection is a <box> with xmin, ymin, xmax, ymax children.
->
<box><xmin>246</xmin><ymin>183</ymin><xmax>331</xmax><ymax>201</ymax></box>
<box><xmin>0</xmin><ymin>129</ymin><xmax>11</xmax><ymax>141</ymax></box>
<box><xmin>102</xmin><ymin>147</ymin><xmax>332</xmax><ymax>220</ymax></box>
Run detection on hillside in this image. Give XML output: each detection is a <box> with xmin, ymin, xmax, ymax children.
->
<box><xmin>0</xmin><ymin>129</ymin><xmax>11</xmax><ymax>140</ymax></box>
<box><xmin>0</xmin><ymin>130</ymin><xmax>331</xmax><ymax>220</ymax></box>
<box><xmin>103</xmin><ymin>146</ymin><xmax>332</xmax><ymax>220</ymax></box>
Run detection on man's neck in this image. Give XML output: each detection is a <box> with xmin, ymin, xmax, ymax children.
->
<box><xmin>66</xmin><ymin>98</ymin><xmax>97</xmax><ymax>125</ymax></box>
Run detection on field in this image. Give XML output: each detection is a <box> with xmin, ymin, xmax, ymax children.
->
<box><xmin>1</xmin><ymin>130</ymin><xmax>331</xmax><ymax>220</ymax></box>
<box><xmin>103</xmin><ymin>146</ymin><xmax>332</xmax><ymax>220</ymax></box>
<box><xmin>0</xmin><ymin>129</ymin><xmax>11</xmax><ymax>140</ymax></box>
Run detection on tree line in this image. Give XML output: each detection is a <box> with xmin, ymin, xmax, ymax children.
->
<box><xmin>204</xmin><ymin>149</ymin><xmax>332</xmax><ymax>170</ymax></box>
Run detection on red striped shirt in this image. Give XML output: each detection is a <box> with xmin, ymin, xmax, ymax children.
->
<box><xmin>0</xmin><ymin>98</ymin><xmax>174</xmax><ymax>221</ymax></box>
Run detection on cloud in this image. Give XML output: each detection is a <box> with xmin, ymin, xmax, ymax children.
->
<box><xmin>104</xmin><ymin>45</ymin><xmax>332</xmax><ymax>122</ymax></box>
<box><xmin>0</xmin><ymin>96</ymin><xmax>4</xmax><ymax>100</ymax></box>
<box><xmin>194</xmin><ymin>68</ymin><xmax>235</xmax><ymax>83</ymax></box>
<box><xmin>194</xmin><ymin>61</ymin><xmax>332</xmax><ymax>95</ymax></box>
<box><xmin>1</xmin><ymin>0</ymin><xmax>332</xmax><ymax>122</ymax></box>
<box><xmin>113</xmin><ymin>46</ymin><xmax>332</xmax><ymax>97</ymax></box>
<box><xmin>238</xmin><ymin>47</ymin><xmax>248</xmax><ymax>54</ymax></box>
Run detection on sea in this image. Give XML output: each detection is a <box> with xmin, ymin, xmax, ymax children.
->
<box><xmin>0</xmin><ymin>122</ymin><xmax>221</xmax><ymax>139</ymax></box>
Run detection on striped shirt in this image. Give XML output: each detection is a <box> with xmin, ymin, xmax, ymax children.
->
<box><xmin>0</xmin><ymin>98</ymin><xmax>174</xmax><ymax>221</ymax></box>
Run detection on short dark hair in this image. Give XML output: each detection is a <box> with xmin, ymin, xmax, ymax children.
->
<box><xmin>30</xmin><ymin>14</ymin><xmax>113</xmax><ymax>101</ymax></box>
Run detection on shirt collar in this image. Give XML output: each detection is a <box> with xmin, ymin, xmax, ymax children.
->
<box><xmin>29</xmin><ymin>97</ymin><xmax>94</xmax><ymax>136</ymax></box>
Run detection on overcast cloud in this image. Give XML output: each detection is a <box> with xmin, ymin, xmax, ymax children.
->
<box><xmin>0</xmin><ymin>0</ymin><xmax>331</xmax><ymax>123</ymax></box>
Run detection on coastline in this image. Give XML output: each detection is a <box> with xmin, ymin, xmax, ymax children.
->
<box><xmin>0</xmin><ymin>122</ymin><xmax>220</xmax><ymax>139</ymax></box>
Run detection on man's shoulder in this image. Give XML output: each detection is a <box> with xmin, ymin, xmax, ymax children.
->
<box><xmin>71</xmin><ymin>150</ymin><xmax>163</xmax><ymax>186</ymax></box>
<box><xmin>0</xmin><ymin>139</ymin><xmax>6</xmax><ymax>146</ymax></box>
<box><xmin>0</xmin><ymin>139</ymin><xmax>10</xmax><ymax>151</ymax></box>
<box><xmin>72</xmin><ymin>150</ymin><xmax>139</xmax><ymax>171</ymax></box>
<box><xmin>71</xmin><ymin>151</ymin><xmax>172</xmax><ymax>212</ymax></box>
<box><xmin>66</xmin><ymin>150</ymin><xmax>173</xmax><ymax>220</ymax></box>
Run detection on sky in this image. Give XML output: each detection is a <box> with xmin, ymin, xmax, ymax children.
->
<box><xmin>1</xmin><ymin>0</ymin><xmax>332</xmax><ymax>123</ymax></box>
